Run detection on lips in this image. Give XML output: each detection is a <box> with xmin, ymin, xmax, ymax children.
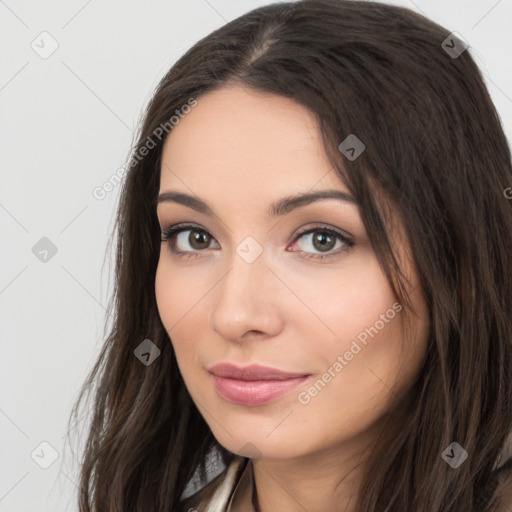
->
<box><xmin>207</xmin><ymin>363</ymin><xmax>312</xmax><ymax>406</ymax></box>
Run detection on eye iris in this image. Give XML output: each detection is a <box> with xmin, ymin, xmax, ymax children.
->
<box><xmin>313</xmin><ymin>231</ymin><xmax>335</xmax><ymax>252</ymax></box>
<box><xmin>190</xmin><ymin>230</ymin><xmax>210</xmax><ymax>250</ymax></box>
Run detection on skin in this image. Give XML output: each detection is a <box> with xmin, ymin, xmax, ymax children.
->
<box><xmin>155</xmin><ymin>85</ymin><xmax>430</xmax><ymax>512</ymax></box>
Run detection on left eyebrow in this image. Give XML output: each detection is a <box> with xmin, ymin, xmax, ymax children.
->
<box><xmin>157</xmin><ymin>189</ymin><xmax>358</xmax><ymax>218</ymax></box>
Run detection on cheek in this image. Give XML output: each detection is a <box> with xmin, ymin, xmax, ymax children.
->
<box><xmin>154</xmin><ymin>252</ymin><xmax>207</xmax><ymax>330</ymax></box>
<box><xmin>298</xmin><ymin>259</ymin><xmax>428</xmax><ymax>430</ymax></box>
<box><xmin>289</xmin><ymin>250</ymin><xmax>398</xmax><ymax>347</ymax></box>
<box><xmin>155</xmin><ymin>255</ymin><xmax>214</xmax><ymax>384</ymax></box>
<box><xmin>290</xmin><ymin>253</ymin><xmax>407</xmax><ymax>405</ymax></box>
<box><xmin>155</xmin><ymin>258</ymin><xmax>195</xmax><ymax>363</ymax></box>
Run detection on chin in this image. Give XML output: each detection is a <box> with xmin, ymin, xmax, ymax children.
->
<box><xmin>211</xmin><ymin>426</ymin><xmax>311</xmax><ymax>460</ymax></box>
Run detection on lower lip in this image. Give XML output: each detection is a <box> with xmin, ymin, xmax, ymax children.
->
<box><xmin>211</xmin><ymin>374</ymin><xmax>311</xmax><ymax>406</ymax></box>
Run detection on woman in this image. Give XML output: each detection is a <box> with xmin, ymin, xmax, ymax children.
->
<box><xmin>67</xmin><ymin>1</ymin><xmax>512</xmax><ymax>510</ymax></box>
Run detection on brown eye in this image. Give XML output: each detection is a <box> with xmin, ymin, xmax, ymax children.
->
<box><xmin>187</xmin><ymin>230</ymin><xmax>211</xmax><ymax>250</ymax></box>
<box><xmin>161</xmin><ymin>223</ymin><xmax>218</xmax><ymax>257</ymax></box>
<box><xmin>311</xmin><ymin>231</ymin><xmax>337</xmax><ymax>252</ymax></box>
<box><xmin>289</xmin><ymin>225</ymin><xmax>354</xmax><ymax>261</ymax></box>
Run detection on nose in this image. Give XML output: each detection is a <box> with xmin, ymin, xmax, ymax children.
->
<box><xmin>209</xmin><ymin>248</ymin><xmax>284</xmax><ymax>343</ymax></box>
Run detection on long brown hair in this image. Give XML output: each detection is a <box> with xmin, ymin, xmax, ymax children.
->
<box><xmin>66</xmin><ymin>1</ymin><xmax>512</xmax><ymax>510</ymax></box>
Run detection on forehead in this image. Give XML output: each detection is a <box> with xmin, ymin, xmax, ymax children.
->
<box><xmin>159</xmin><ymin>86</ymin><xmax>341</xmax><ymax>194</ymax></box>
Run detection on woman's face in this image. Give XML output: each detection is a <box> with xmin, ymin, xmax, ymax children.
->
<box><xmin>155</xmin><ymin>85</ymin><xmax>430</xmax><ymax>460</ymax></box>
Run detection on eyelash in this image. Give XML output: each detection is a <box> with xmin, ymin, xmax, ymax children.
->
<box><xmin>160</xmin><ymin>222</ymin><xmax>354</xmax><ymax>262</ymax></box>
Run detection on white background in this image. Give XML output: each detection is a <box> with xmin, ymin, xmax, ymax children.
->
<box><xmin>1</xmin><ymin>0</ymin><xmax>511</xmax><ymax>510</ymax></box>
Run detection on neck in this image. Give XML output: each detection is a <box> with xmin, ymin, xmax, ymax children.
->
<box><xmin>250</xmin><ymin>434</ymin><xmax>374</xmax><ymax>512</ymax></box>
